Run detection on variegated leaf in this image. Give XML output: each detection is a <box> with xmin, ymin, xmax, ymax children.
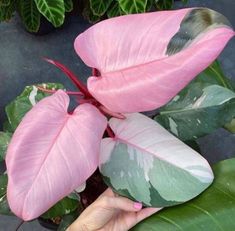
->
<box><xmin>100</xmin><ymin>113</ymin><xmax>213</xmax><ymax>207</ymax></box>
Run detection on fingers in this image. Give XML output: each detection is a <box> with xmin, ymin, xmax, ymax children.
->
<box><xmin>98</xmin><ymin>194</ymin><xmax>143</xmax><ymax>212</ymax></box>
<box><xmin>136</xmin><ymin>207</ymin><xmax>162</xmax><ymax>223</ymax></box>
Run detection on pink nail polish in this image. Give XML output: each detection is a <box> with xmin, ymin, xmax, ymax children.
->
<box><xmin>134</xmin><ymin>202</ymin><xmax>142</xmax><ymax>210</ymax></box>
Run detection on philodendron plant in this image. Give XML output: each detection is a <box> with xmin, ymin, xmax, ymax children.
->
<box><xmin>2</xmin><ymin>7</ymin><xmax>235</xmax><ymax>228</ymax></box>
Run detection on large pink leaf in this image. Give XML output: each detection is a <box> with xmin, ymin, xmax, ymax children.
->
<box><xmin>6</xmin><ymin>90</ymin><xmax>107</xmax><ymax>221</ymax></box>
<box><xmin>74</xmin><ymin>8</ymin><xmax>235</xmax><ymax>113</ymax></box>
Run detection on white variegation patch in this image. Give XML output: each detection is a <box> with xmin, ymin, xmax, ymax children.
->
<box><xmin>169</xmin><ymin>118</ymin><xmax>178</xmax><ymax>136</ymax></box>
<box><xmin>28</xmin><ymin>86</ymin><xmax>38</xmax><ymax>106</ymax></box>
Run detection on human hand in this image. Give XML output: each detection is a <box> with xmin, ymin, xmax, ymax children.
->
<box><xmin>66</xmin><ymin>188</ymin><xmax>161</xmax><ymax>231</ymax></box>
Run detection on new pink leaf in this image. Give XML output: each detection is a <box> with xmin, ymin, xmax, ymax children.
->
<box><xmin>6</xmin><ymin>90</ymin><xmax>107</xmax><ymax>221</ymax></box>
<box><xmin>75</xmin><ymin>8</ymin><xmax>235</xmax><ymax>113</ymax></box>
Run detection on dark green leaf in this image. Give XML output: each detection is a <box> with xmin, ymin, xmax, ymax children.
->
<box><xmin>64</xmin><ymin>0</ymin><xmax>73</xmax><ymax>12</ymax></box>
<box><xmin>155</xmin><ymin>85</ymin><xmax>235</xmax><ymax>141</ymax></box>
<box><xmin>0</xmin><ymin>174</ymin><xmax>12</xmax><ymax>215</ymax></box>
<box><xmin>0</xmin><ymin>132</ymin><xmax>12</xmax><ymax>161</ymax></box>
<box><xmin>5</xmin><ymin>83</ymin><xmax>64</xmax><ymax>132</ymax></box>
<box><xmin>89</xmin><ymin>0</ymin><xmax>112</xmax><ymax>16</ymax></box>
<box><xmin>57</xmin><ymin>211</ymin><xmax>79</xmax><ymax>231</ymax></box>
<box><xmin>18</xmin><ymin>0</ymin><xmax>41</xmax><ymax>32</ymax></box>
<box><xmin>132</xmin><ymin>158</ymin><xmax>235</xmax><ymax>231</ymax></box>
<box><xmin>118</xmin><ymin>0</ymin><xmax>148</xmax><ymax>14</ymax></box>
<box><xmin>0</xmin><ymin>0</ymin><xmax>15</xmax><ymax>21</ymax></box>
<box><xmin>155</xmin><ymin>0</ymin><xmax>174</xmax><ymax>10</ymax></box>
<box><xmin>83</xmin><ymin>1</ymin><xmax>101</xmax><ymax>23</ymax></box>
<box><xmin>33</xmin><ymin>0</ymin><xmax>65</xmax><ymax>27</ymax></box>
<box><xmin>42</xmin><ymin>197</ymin><xmax>80</xmax><ymax>219</ymax></box>
<box><xmin>0</xmin><ymin>0</ymin><xmax>11</xmax><ymax>7</ymax></box>
<box><xmin>107</xmin><ymin>1</ymin><xmax>124</xmax><ymax>18</ymax></box>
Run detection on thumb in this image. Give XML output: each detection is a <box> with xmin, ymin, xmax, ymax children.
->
<box><xmin>99</xmin><ymin>195</ymin><xmax>143</xmax><ymax>212</ymax></box>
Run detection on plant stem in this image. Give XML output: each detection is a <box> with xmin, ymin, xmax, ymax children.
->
<box><xmin>44</xmin><ymin>58</ymin><xmax>92</xmax><ymax>98</ymax></box>
<box><xmin>15</xmin><ymin>220</ymin><xmax>24</xmax><ymax>231</ymax></box>
<box><xmin>36</xmin><ymin>85</ymin><xmax>84</xmax><ymax>96</ymax></box>
<box><xmin>106</xmin><ymin>125</ymin><xmax>115</xmax><ymax>138</ymax></box>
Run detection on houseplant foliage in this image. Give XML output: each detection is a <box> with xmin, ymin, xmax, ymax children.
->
<box><xmin>0</xmin><ymin>6</ymin><xmax>235</xmax><ymax>230</ymax></box>
<box><xmin>0</xmin><ymin>0</ymin><xmax>73</xmax><ymax>32</ymax></box>
<box><xmin>84</xmin><ymin>0</ymin><xmax>188</xmax><ymax>22</ymax></box>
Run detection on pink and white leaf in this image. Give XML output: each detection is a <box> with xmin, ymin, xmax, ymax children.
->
<box><xmin>99</xmin><ymin>113</ymin><xmax>214</xmax><ymax>207</ymax></box>
<box><xmin>6</xmin><ymin>90</ymin><xmax>107</xmax><ymax>221</ymax></box>
<box><xmin>75</xmin><ymin>8</ymin><xmax>235</xmax><ymax>113</ymax></box>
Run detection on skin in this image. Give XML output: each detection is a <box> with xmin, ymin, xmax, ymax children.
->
<box><xmin>66</xmin><ymin>188</ymin><xmax>161</xmax><ymax>231</ymax></box>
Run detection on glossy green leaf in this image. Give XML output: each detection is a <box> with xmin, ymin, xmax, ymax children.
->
<box><xmin>118</xmin><ymin>0</ymin><xmax>148</xmax><ymax>14</ymax></box>
<box><xmin>132</xmin><ymin>158</ymin><xmax>235</xmax><ymax>231</ymax></box>
<box><xmin>42</xmin><ymin>196</ymin><xmax>80</xmax><ymax>219</ymax></box>
<box><xmin>155</xmin><ymin>85</ymin><xmax>235</xmax><ymax>141</ymax></box>
<box><xmin>18</xmin><ymin>0</ymin><xmax>41</xmax><ymax>32</ymax></box>
<box><xmin>0</xmin><ymin>132</ymin><xmax>12</xmax><ymax>161</ymax></box>
<box><xmin>33</xmin><ymin>0</ymin><xmax>65</xmax><ymax>27</ymax></box>
<box><xmin>64</xmin><ymin>0</ymin><xmax>73</xmax><ymax>12</ymax></box>
<box><xmin>107</xmin><ymin>1</ymin><xmax>124</xmax><ymax>18</ymax></box>
<box><xmin>89</xmin><ymin>0</ymin><xmax>112</xmax><ymax>16</ymax></box>
<box><xmin>5</xmin><ymin>83</ymin><xmax>64</xmax><ymax>132</ymax></box>
<box><xmin>0</xmin><ymin>174</ymin><xmax>12</xmax><ymax>215</ymax></box>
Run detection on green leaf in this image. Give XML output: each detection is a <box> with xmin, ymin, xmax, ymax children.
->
<box><xmin>33</xmin><ymin>0</ymin><xmax>65</xmax><ymax>27</ymax></box>
<box><xmin>155</xmin><ymin>0</ymin><xmax>174</xmax><ymax>10</ymax></box>
<box><xmin>107</xmin><ymin>1</ymin><xmax>124</xmax><ymax>18</ymax></box>
<box><xmin>64</xmin><ymin>0</ymin><xmax>73</xmax><ymax>12</ymax></box>
<box><xmin>155</xmin><ymin>85</ymin><xmax>235</xmax><ymax>141</ymax></box>
<box><xmin>0</xmin><ymin>0</ymin><xmax>10</xmax><ymax>7</ymax></box>
<box><xmin>0</xmin><ymin>0</ymin><xmax>15</xmax><ymax>21</ymax></box>
<box><xmin>0</xmin><ymin>174</ymin><xmax>12</xmax><ymax>215</ymax></box>
<box><xmin>89</xmin><ymin>0</ymin><xmax>113</xmax><ymax>16</ymax></box>
<box><xmin>83</xmin><ymin>1</ymin><xmax>101</xmax><ymax>23</ymax></box>
<box><xmin>224</xmin><ymin>118</ymin><xmax>235</xmax><ymax>133</ymax></box>
<box><xmin>5</xmin><ymin>83</ymin><xmax>64</xmax><ymax>132</ymax></box>
<box><xmin>57</xmin><ymin>211</ymin><xmax>79</xmax><ymax>231</ymax></box>
<box><xmin>18</xmin><ymin>0</ymin><xmax>41</xmax><ymax>32</ymax></box>
<box><xmin>118</xmin><ymin>0</ymin><xmax>148</xmax><ymax>14</ymax></box>
<box><xmin>0</xmin><ymin>132</ymin><xmax>12</xmax><ymax>161</ymax></box>
<box><xmin>132</xmin><ymin>158</ymin><xmax>235</xmax><ymax>231</ymax></box>
<box><xmin>42</xmin><ymin>197</ymin><xmax>80</xmax><ymax>219</ymax></box>
<box><xmin>195</xmin><ymin>60</ymin><xmax>235</xmax><ymax>91</ymax></box>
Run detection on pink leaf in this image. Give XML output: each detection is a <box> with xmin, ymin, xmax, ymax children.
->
<box><xmin>74</xmin><ymin>8</ymin><xmax>235</xmax><ymax>113</ymax></box>
<box><xmin>6</xmin><ymin>90</ymin><xmax>107</xmax><ymax>221</ymax></box>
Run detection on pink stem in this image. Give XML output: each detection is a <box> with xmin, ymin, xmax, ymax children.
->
<box><xmin>99</xmin><ymin>105</ymin><xmax>126</xmax><ymax>119</ymax></box>
<box><xmin>43</xmin><ymin>58</ymin><xmax>92</xmax><ymax>98</ymax></box>
<box><xmin>106</xmin><ymin>125</ymin><xmax>115</xmax><ymax>138</ymax></box>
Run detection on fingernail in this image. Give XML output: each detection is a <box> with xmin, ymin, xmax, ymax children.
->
<box><xmin>134</xmin><ymin>202</ymin><xmax>142</xmax><ymax>210</ymax></box>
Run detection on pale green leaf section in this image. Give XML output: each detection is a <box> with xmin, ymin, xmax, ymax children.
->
<box><xmin>100</xmin><ymin>113</ymin><xmax>213</xmax><ymax>207</ymax></box>
<box><xmin>118</xmin><ymin>0</ymin><xmax>148</xmax><ymax>14</ymax></box>
<box><xmin>101</xmin><ymin>141</ymin><xmax>211</xmax><ymax>207</ymax></box>
<box><xmin>156</xmin><ymin>85</ymin><xmax>235</xmax><ymax>140</ymax></box>
<box><xmin>132</xmin><ymin>158</ymin><xmax>235</xmax><ymax>231</ymax></box>
<box><xmin>33</xmin><ymin>0</ymin><xmax>65</xmax><ymax>27</ymax></box>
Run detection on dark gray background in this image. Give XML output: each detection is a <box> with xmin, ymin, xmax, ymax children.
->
<box><xmin>0</xmin><ymin>0</ymin><xmax>234</xmax><ymax>230</ymax></box>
